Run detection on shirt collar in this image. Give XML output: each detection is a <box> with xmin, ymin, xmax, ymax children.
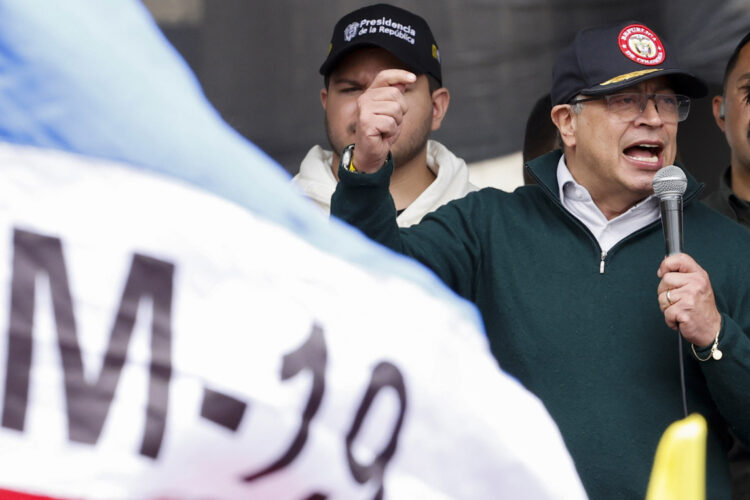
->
<box><xmin>556</xmin><ymin>155</ymin><xmax>658</xmax><ymax>213</ymax></box>
<box><xmin>556</xmin><ymin>155</ymin><xmax>660</xmax><ymax>251</ymax></box>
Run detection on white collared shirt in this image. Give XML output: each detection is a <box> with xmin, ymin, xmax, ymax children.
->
<box><xmin>557</xmin><ymin>155</ymin><xmax>660</xmax><ymax>252</ymax></box>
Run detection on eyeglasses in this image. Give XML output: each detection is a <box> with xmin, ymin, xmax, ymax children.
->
<box><xmin>569</xmin><ymin>93</ymin><xmax>691</xmax><ymax>123</ymax></box>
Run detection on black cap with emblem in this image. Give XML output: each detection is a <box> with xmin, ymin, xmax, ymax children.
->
<box><xmin>319</xmin><ymin>3</ymin><xmax>442</xmax><ymax>86</ymax></box>
<box><xmin>551</xmin><ymin>21</ymin><xmax>708</xmax><ymax>105</ymax></box>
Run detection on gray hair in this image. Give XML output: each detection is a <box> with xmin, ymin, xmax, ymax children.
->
<box><xmin>570</xmin><ymin>95</ymin><xmax>585</xmax><ymax>114</ymax></box>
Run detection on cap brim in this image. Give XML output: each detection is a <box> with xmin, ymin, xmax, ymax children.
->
<box><xmin>320</xmin><ymin>40</ymin><xmax>417</xmax><ymax>77</ymax></box>
<box><xmin>581</xmin><ymin>68</ymin><xmax>708</xmax><ymax>99</ymax></box>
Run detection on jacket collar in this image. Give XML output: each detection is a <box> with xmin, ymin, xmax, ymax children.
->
<box><xmin>525</xmin><ymin>149</ymin><xmax>704</xmax><ymax>203</ymax></box>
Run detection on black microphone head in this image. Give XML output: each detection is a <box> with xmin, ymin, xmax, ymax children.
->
<box><xmin>652</xmin><ymin>165</ymin><xmax>687</xmax><ymax>199</ymax></box>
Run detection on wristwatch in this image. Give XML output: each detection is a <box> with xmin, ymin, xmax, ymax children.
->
<box><xmin>339</xmin><ymin>143</ymin><xmax>392</xmax><ymax>173</ymax></box>
<box><xmin>340</xmin><ymin>143</ymin><xmax>357</xmax><ymax>172</ymax></box>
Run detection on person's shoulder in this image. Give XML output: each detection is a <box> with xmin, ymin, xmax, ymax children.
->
<box><xmin>701</xmin><ymin>188</ymin><xmax>724</xmax><ymax>204</ymax></box>
<box><xmin>426</xmin><ymin>140</ymin><xmax>456</xmax><ymax>159</ymax></box>
<box><xmin>460</xmin><ymin>184</ymin><xmax>547</xmax><ymax>203</ymax></box>
<box><xmin>463</xmin><ymin>185</ymin><xmax>517</xmax><ymax>201</ymax></box>
<box><xmin>426</xmin><ymin>140</ymin><xmax>469</xmax><ymax>174</ymax></box>
<box><xmin>293</xmin><ymin>145</ymin><xmax>334</xmax><ymax>183</ymax></box>
<box><xmin>688</xmin><ymin>202</ymin><xmax>750</xmax><ymax>288</ymax></box>
<box><xmin>689</xmin><ymin>199</ymin><xmax>750</xmax><ymax>243</ymax></box>
<box><xmin>701</xmin><ymin>188</ymin><xmax>729</xmax><ymax>211</ymax></box>
<box><xmin>443</xmin><ymin>185</ymin><xmax>544</xmax><ymax>221</ymax></box>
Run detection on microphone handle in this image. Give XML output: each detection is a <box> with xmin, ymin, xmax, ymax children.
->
<box><xmin>659</xmin><ymin>195</ymin><xmax>683</xmax><ymax>256</ymax></box>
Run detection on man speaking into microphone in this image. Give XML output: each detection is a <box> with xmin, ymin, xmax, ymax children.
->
<box><xmin>331</xmin><ymin>20</ymin><xmax>750</xmax><ymax>499</ymax></box>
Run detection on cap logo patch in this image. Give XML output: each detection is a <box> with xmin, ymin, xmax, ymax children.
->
<box><xmin>344</xmin><ymin>22</ymin><xmax>359</xmax><ymax>42</ymax></box>
<box><xmin>432</xmin><ymin>43</ymin><xmax>440</xmax><ymax>62</ymax></box>
<box><xmin>618</xmin><ymin>24</ymin><xmax>665</xmax><ymax>66</ymax></box>
<box><xmin>342</xmin><ymin>17</ymin><xmax>417</xmax><ymax>45</ymax></box>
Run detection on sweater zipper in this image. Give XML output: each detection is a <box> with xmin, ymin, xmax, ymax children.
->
<box><xmin>531</xmin><ymin>176</ymin><xmax>611</xmax><ymax>274</ymax></box>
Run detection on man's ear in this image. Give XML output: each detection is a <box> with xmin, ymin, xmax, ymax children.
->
<box><xmin>551</xmin><ymin>104</ymin><xmax>577</xmax><ymax>148</ymax></box>
<box><xmin>712</xmin><ymin>95</ymin><xmax>726</xmax><ymax>133</ymax></box>
<box><xmin>321</xmin><ymin>87</ymin><xmax>328</xmax><ymax>111</ymax></box>
<box><xmin>430</xmin><ymin>87</ymin><xmax>450</xmax><ymax>131</ymax></box>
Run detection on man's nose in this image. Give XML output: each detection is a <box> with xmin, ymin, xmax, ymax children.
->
<box><xmin>637</xmin><ymin>96</ymin><xmax>665</xmax><ymax>126</ymax></box>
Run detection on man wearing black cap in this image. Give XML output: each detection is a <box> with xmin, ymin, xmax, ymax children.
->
<box><xmin>331</xmin><ymin>20</ymin><xmax>750</xmax><ymax>498</ymax></box>
<box><xmin>706</xmin><ymin>30</ymin><xmax>750</xmax><ymax>499</ymax></box>
<box><xmin>706</xmin><ymin>31</ymin><xmax>750</xmax><ymax>229</ymax></box>
<box><xmin>293</xmin><ymin>3</ymin><xmax>476</xmax><ymax>227</ymax></box>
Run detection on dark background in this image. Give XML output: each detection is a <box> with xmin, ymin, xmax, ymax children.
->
<box><xmin>144</xmin><ymin>0</ymin><xmax>750</xmax><ymax>194</ymax></box>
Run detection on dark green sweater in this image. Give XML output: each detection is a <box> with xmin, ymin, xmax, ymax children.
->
<box><xmin>332</xmin><ymin>150</ymin><xmax>750</xmax><ymax>499</ymax></box>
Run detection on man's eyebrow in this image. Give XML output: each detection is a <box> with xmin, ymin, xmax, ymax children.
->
<box><xmin>736</xmin><ymin>72</ymin><xmax>750</xmax><ymax>85</ymax></box>
<box><xmin>330</xmin><ymin>77</ymin><xmax>361</xmax><ymax>86</ymax></box>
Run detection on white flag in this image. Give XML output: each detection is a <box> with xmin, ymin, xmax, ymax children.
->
<box><xmin>0</xmin><ymin>2</ymin><xmax>586</xmax><ymax>499</ymax></box>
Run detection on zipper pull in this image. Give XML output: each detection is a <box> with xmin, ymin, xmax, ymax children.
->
<box><xmin>599</xmin><ymin>250</ymin><xmax>607</xmax><ymax>274</ymax></box>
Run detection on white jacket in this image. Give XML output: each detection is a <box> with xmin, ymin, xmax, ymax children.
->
<box><xmin>292</xmin><ymin>140</ymin><xmax>478</xmax><ymax>227</ymax></box>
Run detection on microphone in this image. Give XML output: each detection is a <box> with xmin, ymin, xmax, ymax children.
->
<box><xmin>652</xmin><ymin>166</ymin><xmax>688</xmax><ymax>256</ymax></box>
<box><xmin>653</xmin><ymin>166</ymin><xmax>690</xmax><ymax>418</ymax></box>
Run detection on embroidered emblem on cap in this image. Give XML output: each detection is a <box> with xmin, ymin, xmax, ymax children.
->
<box><xmin>618</xmin><ymin>24</ymin><xmax>665</xmax><ymax>66</ymax></box>
<box><xmin>344</xmin><ymin>22</ymin><xmax>359</xmax><ymax>42</ymax></box>
<box><xmin>432</xmin><ymin>43</ymin><xmax>440</xmax><ymax>62</ymax></box>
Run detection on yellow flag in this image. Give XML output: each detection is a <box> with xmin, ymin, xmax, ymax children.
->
<box><xmin>646</xmin><ymin>413</ymin><xmax>707</xmax><ymax>500</ymax></box>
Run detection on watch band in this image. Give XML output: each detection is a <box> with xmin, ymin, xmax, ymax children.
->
<box><xmin>340</xmin><ymin>143</ymin><xmax>357</xmax><ymax>172</ymax></box>
<box><xmin>339</xmin><ymin>144</ymin><xmax>393</xmax><ymax>174</ymax></box>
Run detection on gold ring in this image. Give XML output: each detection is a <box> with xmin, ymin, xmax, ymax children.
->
<box><xmin>666</xmin><ymin>290</ymin><xmax>674</xmax><ymax>305</ymax></box>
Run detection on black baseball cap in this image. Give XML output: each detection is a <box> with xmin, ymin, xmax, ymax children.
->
<box><xmin>319</xmin><ymin>3</ymin><xmax>442</xmax><ymax>85</ymax></box>
<box><xmin>551</xmin><ymin>21</ymin><xmax>707</xmax><ymax>105</ymax></box>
